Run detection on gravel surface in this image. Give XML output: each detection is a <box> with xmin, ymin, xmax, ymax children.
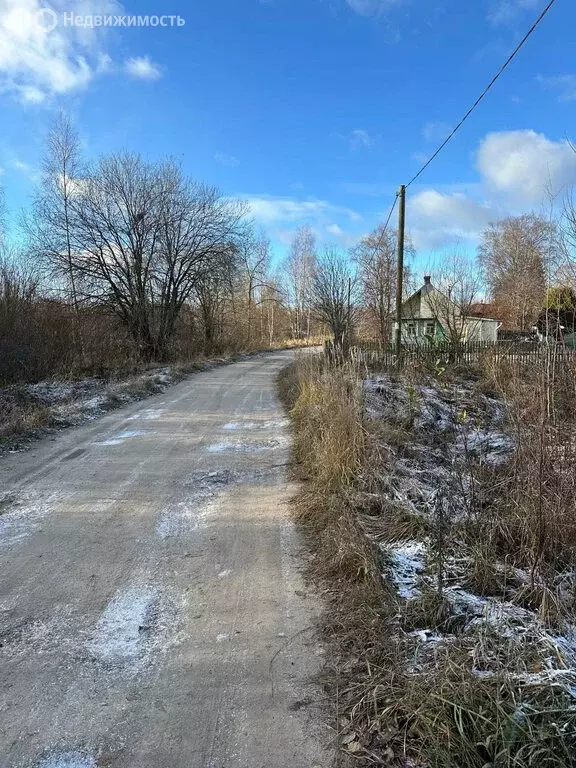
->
<box><xmin>0</xmin><ymin>351</ymin><xmax>330</xmax><ymax>768</ymax></box>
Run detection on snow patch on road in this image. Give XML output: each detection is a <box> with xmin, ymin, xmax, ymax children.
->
<box><xmin>261</xmin><ymin>419</ymin><xmax>290</xmax><ymax>429</ymax></box>
<box><xmin>36</xmin><ymin>750</ymin><xmax>97</xmax><ymax>768</ymax></box>
<box><xmin>157</xmin><ymin>470</ymin><xmax>234</xmax><ymax>538</ymax></box>
<box><xmin>94</xmin><ymin>429</ymin><xmax>153</xmax><ymax>447</ymax></box>
<box><xmin>222</xmin><ymin>419</ymin><xmax>288</xmax><ymax>431</ymax></box>
<box><xmin>87</xmin><ymin>585</ymin><xmax>158</xmax><ymax>663</ymax></box>
<box><xmin>0</xmin><ymin>492</ymin><xmax>52</xmax><ymax>548</ymax></box>
<box><xmin>127</xmin><ymin>408</ymin><xmax>166</xmax><ymax>421</ymax></box>
<box><xmin>207</xmin><ymin>442</ymin><xmax>232</xmax><ymax>453</ymax></box>
<box><xmin>156</xmin><ymin>499</ymin><xmax>218</xmax><ymax>538</ymax></box>
<box><xmin>207</xmin><ymin>438</ymin><xmax>286</xmax><ymax>453</ymax></box>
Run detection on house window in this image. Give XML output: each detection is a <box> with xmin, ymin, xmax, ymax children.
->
<box><xmin>425</xmin><ymin>321</ymin><xmax>435</xmax><ymax>336</ymax></box>
<box><xmin>407</xmin><ymin>323</ymin><xmax>416</xmax><ymax>337</ymax></box>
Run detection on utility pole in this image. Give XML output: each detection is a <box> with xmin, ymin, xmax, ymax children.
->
<box><xmin>395</xmin><ymin>184</ymin><xmax>406</xmax><ymax>359</ymax></box>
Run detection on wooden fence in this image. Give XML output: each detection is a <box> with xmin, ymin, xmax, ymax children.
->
<box><xmin>325</xmin><ymin>339</ymin><xmax>576</xmax><ymax>371</ymax></box>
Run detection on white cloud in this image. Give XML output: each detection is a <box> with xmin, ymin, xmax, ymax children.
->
<box><xmin>214</xmin><ymin>152</ymin><xmax>240</xmax><ymax>168</ymax></box>
<box><xmin>409</xmin><ymin>129</ymin><xmax>576</xmax><ymax>249</ymax></box>
<box><xmin>0</xmin><ymin>0</ymin><xmax>118</xmax><ymax>102</ymax></box>
<box><xmin>422</xmin><ymin>121</ymin><xmax>451</xmax><ymax>144</ymax></box>
<box><xmin>345</xmin><ymin>0</ymin><xmax>404</xmax><ymax>17</ymax></box>
<box><xmin>487</xmin><ymin>0</ymin><xmax>538</xmax><ymax>25</ymax></box>
<box><xmin>476</xmin><ymin>130</ymin><xmax>576</xmax><ymax>204</ymax></box>
<box><xmin>124</xmin><ymin>55</ymin><xmax>161</xmax><ymax>80</ymax></box>
<box><xmin>9</xmin><ymin>157</ymin><xmax>39</xmax><ymax>181</ymax></box>
<box><xmin>410</xmin><ymin>190</ymin><xmax>497</xmax><ymax>250</ymax></box>
<box><xmin>0</xmin><ymin>1</ymin><xmax>163</xmax><ymax>102</ymax></box>
<box><xmin>349</xmin><ymin>128</ymin><xmax>373</xmax><ymax>150</ymax></box>
<box><xmin>244</xmin><ymin>195</ymin><xmax>362</xmax><ymax>226</ymax></box>
<box><xmin>241</xmin><ymin>194</ymin><xmax>363</xmax><ymax>248</ymax></box>
<box><xmin>537</xmin><ymin>73</ymin><xmax>576</xmax><ymax>103</ymax></box>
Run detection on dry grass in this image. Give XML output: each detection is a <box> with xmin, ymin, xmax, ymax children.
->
<box><xmin>0</xmin><ymin>388</ymin><xmax>54</xmax><ymax>441</ymax></box>
<box><xmin>280</xmin><ymin>350</ymin><xmax>576</xmax><ymax>768</ymax></box>
<box><xmin>278</xmin><ymin>355</ymin><xmax>398</xmax><ymax>763</ymax></box>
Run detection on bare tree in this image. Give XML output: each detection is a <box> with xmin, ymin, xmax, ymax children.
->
<box><xmin>260</xmin><ymin>279</ymin><xmax>283</xmax><ymax>346</ymax></box>
<box><xmin>194</xmin><ymin>251</ymin><xmax>237</xmax><ymax>352</ymax></box>
<box><xmin>282</xmin><ymin>225</ymin><xmax>317</xmax><ymax>339</ymax></box>
<box><xmin>560</xmin><ymin>188</ymin><xmax>576</xmax><ymax>289</ymax></box>
<box><xmin>238</xmin><ymin>232</ymin><xmax>270</xmax><ymax>345</ymax></box>
<box><xmin>38</xmin><ymin>152</ymin><xmax>246</xmax><ymax>359</ymax></box>
<box><xmin>0</xmin><ymin>183</ymin><xmax>5</xmax><ymax>245</ymax></box>
<box><xmin>311</xmin><ymin>248</ymin><xmax>356</xmax><ymax>350</ymax></box>
<box><xmin>425</xmin><ymin>250</ymin><xmax>481</xmax><ymax>344</ymax></box>
<box><xmin>353</xmin><ymin>223</ymin><xmax>414</xmax><ymax>344</ymax></box>
<box><xmin>26</xmin><ymin>112</ymin><xmax>85</xmax><ymax>351</ymax></box>
<box><xmin>478</xmin><ymin>215</ymin><xmax>558</xmax><ymax>330</ymax></box>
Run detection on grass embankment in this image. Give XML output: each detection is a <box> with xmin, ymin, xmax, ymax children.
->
<box><xmin>279</xmin><ymin>351</ymin><xmax>576</xmax><ymax>768</ymax></box>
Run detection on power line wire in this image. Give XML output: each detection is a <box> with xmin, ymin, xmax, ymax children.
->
<box><xmin>381</xmin><ymin>192</ymin><xmax>399</xmax><ymax>235</ymax></box>
<box><xmin>368</xmin><ymin>192</ymin><xmax>399</xmax><ymax>257</ymax></box>
<box><xmin>405</xmin><ymin>0</ymin><xmax>557</xmax><ymax>189</ymax></box>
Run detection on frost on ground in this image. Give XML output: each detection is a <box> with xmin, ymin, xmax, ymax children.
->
<box><xmin>365</xmin><ymin>373</ymin><xmax>576</xmax><ymax>708</ymax></box>
<box><xmin>363</xmin><ymin>374</ymin><xmax>510</xmax><ymax>522</ymax></box>
<box><xmin>156</xmin><ymin>470</ymin><xmax>233</xmax><ymax>538</ymax></box>
<box><xmin>386</xmin><ymin>542</ymin><xmax>426</xmax><ymax>599</ymax></box>
<box><xmin>94</xmin><ymin>429</ymin><xmax>153</xmax><ymax>447</ymax></box>
<box><xmin>0</xmin><ymin>491</ymin><xmax>54</xmax><ymax>548</ymax></box>
<box><xmin>0</xmin><ymin>360</ymin><xmax>220</xmax><ymax>455</ymax></box>
<box><xmin>207</xmin><ymin>438</ymin><xmax>286</xmax><ymax>453</ymax></box>
<box><xmin>35</xmin><ymin>750</ymin><xmax>97</xmax><ymax>768</ymax></box>
<box><xmin>26</xmin><ymin>368</ymin><xmax>182</xmax><ymax>427</ymax></box>
<box><xmin>86</xmin><ymin>584</ymin><xmax>181</xmax><ymax>670</ymax></box>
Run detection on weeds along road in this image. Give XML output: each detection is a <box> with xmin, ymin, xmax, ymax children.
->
<box><xmin>0</xmin><ymin>351</ymin><xmax>330</xmax><ymax>768</ymax></box>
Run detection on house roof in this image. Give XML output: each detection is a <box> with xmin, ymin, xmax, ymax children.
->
<box><xmin>401</xmin><ymin>277</ymin><xmax>434</xmax><ymax>309</ymax></box>
<box><xmin>468</xmin><ymin>302</ymin><xmax>501</xmax><ymax>321</ymax></box>
<box><xmin>400</xmin><ymin>281</ymin><xmax>501</xmax><ymax>323</ymax></box>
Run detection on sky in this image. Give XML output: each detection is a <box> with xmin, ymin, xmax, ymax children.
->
<box><xmin>0</xmin><ymin>0</ymin><xmax>575</xmax><ymax>270</ymax></box>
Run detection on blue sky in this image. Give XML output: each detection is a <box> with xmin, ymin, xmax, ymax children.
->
<box><xmin>0</xmin><ymin>0</ymin><xmax>575</xmax><ymax>265</ymax></box>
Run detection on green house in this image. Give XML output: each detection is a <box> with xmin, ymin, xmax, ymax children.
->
<box><xmin>393</xmin><ymin>276</ymin><xmax>500</xmax><ymax>345</ymax></box>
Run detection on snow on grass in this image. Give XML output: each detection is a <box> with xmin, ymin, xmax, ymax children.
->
<box><xmin>363</xmin><ymin>374</ymin><xmax>576</xmax><ymax>696</ymax></box>
<box><xmin>383</xmin><ymin>541</ymin><xmax>426</xmax><ymax>599</ymax></box>
<box><xmin>454</xmin><ymin>429</ymin><xmax>515</xmax><ymax>465</ymax></box>
<box><xmin>364</xmin><ymin>375</ymin><xmax>513</xmax><ymax>525</ymax></box>
<box><xmin>0</xmin><ymin>367</ymin><xmax>187</xmax><ymax>454</ymax></box>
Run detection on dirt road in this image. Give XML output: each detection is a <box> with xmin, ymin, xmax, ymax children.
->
<box><xmin>0</xmin><ymin>351</ymin><xmax>330</xmax><ymax>768</ymax></box>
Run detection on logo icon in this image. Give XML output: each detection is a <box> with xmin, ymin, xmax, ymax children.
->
<box><xmin>35</xmin><ymin>7</ymin><xmax>58</xmax><ymax>32</ymax></box>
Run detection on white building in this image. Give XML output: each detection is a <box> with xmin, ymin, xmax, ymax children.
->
<box><xmin>395</xmin><ymin>276</ymin><xmax>500</xmax><ymax>344</ymax></box>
